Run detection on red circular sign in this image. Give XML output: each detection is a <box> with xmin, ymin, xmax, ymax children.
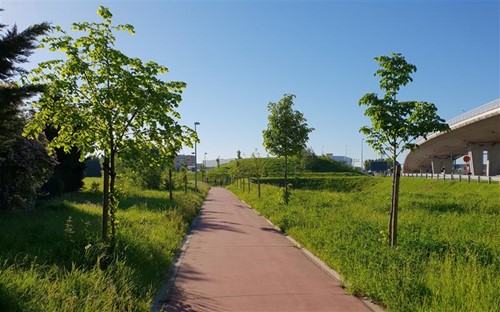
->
<box><xmin>463</xmin><ymin>155</ymin><xmax>471</xmax><ymax>162</ymax></box>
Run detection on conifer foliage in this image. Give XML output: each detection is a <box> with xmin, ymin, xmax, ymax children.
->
<box><xmin>0</xmin><ymin>10</ymin><xmax>53</xmax><ymax>210</ymax></box>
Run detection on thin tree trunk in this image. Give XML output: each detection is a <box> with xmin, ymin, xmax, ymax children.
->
<box><xmin>258</xmin><ymin>177</ymin><xmax>261</xmax><ymax>198</ymax></box>
<box><xmin>389</xmin><ymin>164</ymin><xmax>395</xmax><ymax>241</ymax></box>
<box><xmin>391</xmin><ymin>164</ymin><xmax>401</xmax><ymax>247</ymax></box>
<box><xmin>284</xmin><ymin>155</ymin><xmax>288</xmax><ymax>195</ymax></box>
<box><xmin>169</xmin><ymin>167</ymin><xmax>173</xmax><ymax>201</ymax></box>
<box><xmin>184</xmin><ymin>173</ymin><xmax>187</xmax><ymax>193</ymax></box>
<box><xmin>248</xmin><ymin>177</ymin><xmax>250</xmax><ymax>192</ymax></box>
<box><xmin>102</xmin><ymin>156</ymin><xmax>110</xmax><ymax>241</ymax></box>
<box><xmin>109</xmin><ymin>150</ymin><xmax>116</xmax><ymax>249</ymax></box>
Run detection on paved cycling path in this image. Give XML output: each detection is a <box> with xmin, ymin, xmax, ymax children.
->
<box><xmin>164</xmin><ymin>188</ymin><xmax>373</xmax><ymax>311</ymax></box>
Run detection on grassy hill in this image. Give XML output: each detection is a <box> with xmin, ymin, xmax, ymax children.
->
<box><xmin>229</xmin><ymin>177</ymin><xmax>500</xmax><ymax>311</ymax></box>
<box><xmin>207</xmin><ymin>155</ymin><xmax>360</xmax><ymax>182</ymax></box>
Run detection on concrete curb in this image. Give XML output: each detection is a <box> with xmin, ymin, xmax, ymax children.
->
<box><xmin>150</xmin><ymin>205</ymin><xmax>204</xmax><ymax>312</ymax></box>
<box><xmin>242</xmin><ymin>200</ymin><xmax>386</xmax><ymax>312</ymax></box>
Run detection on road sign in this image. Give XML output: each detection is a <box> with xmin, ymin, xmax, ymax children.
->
<box><xmin>463</xmin><ymin>155</ymin><xmax>471</xmax><ymax>162</ymax></box>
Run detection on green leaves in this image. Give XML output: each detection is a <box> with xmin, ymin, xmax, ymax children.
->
<box><xmin>374</xmin><ymin>52</ymin><xmax>417</xmax><ymax>96</ymax></box>
<box><xmin>263</xmin><ymin>94</ymin><xmax>314</xmax><ymax>158</ymax></box>
<box><xmin>97</xmin><ymin>6</ymin><xmax>113</xmax><ymax>21</ymax></box>
<box><xmin>359</xmin><ymin>53</ymin><xmax>450</xmax><ymax>159</ymax></box>
<box><xmin>23</xmin><ymin>6</ymin><xmax>193</xmax><ymax>164</ymax></box>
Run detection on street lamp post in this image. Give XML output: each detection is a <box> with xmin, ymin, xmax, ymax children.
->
<box><xmin>204</xmin><ymin>152</ymin><xmax>207</xmax><ymax>181</ymax></box>
<box><xmin>194</xmin><ymin>122</ymin><xmax>200</xmax><ymax>192</ymax></box>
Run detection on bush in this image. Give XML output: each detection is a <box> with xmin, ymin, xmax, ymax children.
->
<box><xmin>0</xmin><ymin>138</ymin><xmax>56</xmax><ymax>210</ymax></box>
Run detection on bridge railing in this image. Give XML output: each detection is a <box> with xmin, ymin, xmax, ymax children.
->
<box><xmin>446</xmin><ymin>99</ymin><xmax>500</xmax><ymax>127</ymax></box>
<box><xmin>415</xmin><ymin>99</ymin><xmax>500</xmax><ymax>145</ymax></box>
<box><xmin>402</xmin><ymin>172</ymin><xmax>499</xmax><ymax>184</ymax></box>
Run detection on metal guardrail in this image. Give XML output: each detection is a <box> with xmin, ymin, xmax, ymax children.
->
<box><xmin>402</xmin><ymin>173</ymin><xmax>500</xmax><ymax>184</ymax></box>
<box><xmin>415</xmin><ymin>99</ymin><xmax>500</xmax><ymax>145</ymax></box>
<box><xmin>446</xmin><ymin>99</ymin><xmax>500</xmax><ymax>127</ymax></box>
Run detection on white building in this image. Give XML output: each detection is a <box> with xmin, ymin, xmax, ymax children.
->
<box><xmin>325</xmin><ymin>153</ymin><xmax>353</xmax><ymax>166</ymax></box>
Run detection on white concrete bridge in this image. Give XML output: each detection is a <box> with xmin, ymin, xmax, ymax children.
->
<box><xmin>404</xmin><ymin>99</ymin><xmax>500</xmax><ymax>176</ymax></box>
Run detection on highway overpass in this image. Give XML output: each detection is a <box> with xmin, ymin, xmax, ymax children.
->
<box><xmin>404</xmin><ymin>99</ymin><xmax>500</xmax><ymax>176</ymax></box>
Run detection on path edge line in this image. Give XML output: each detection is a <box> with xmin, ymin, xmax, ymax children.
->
<box><xmin>241</xmin><ymin>199</ymin><xmax>386</xmax><ymax>312</ymax></box>
<box><xmin>150</xmin><ymin>202</ymin><xmax>204</xmax><ymax>312</ymax></box>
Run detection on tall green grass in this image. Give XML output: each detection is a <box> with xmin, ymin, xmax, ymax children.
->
<box><xmin>0</xmin><ymin>178</ymin><xmax>208</xmax><ymax>311</ymax></box>
<box><xmin>229</xmin><ymin>178</ymin><xmax>500</xmax><ymax>311</ymax></box>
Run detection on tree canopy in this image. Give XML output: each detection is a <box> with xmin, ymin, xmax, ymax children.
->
<box><xmin>359</xmin><ymin>52</ymin><xmax>450</xmax><ymax>161</ymax></box>
<box><xmin>263</xmin><ymin>94</ymin><xmax>314</xmax><ymax>159</ymax></box>
<box><xmin>23</xmin><ymin>6</ymin><xmax>196</xmax><ymax>242</ymax></box>
<box><xmin>263</xmin><ymin>94</ymin><xmax>314</xmax><ymax>203</ymax></box>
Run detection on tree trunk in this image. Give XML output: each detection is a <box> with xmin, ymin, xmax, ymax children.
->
<box><xmin>284</xmin><ymin>155</ymin><xmax>288</xmax><ymax>195</ymax></box>
<box><xmin>109</xmin><ymin>150</ymin><xmax>117</xmax><ymax>249</ymax></box>
<box><xmin>248</xmin><ymin>177</ymin><xmax>250</xmax><ymax>192</ymax></box>
<box><xmin>258</xmin><ymin>177</ymin><xmax>261</xmax><ymax>198</ymax></box>
<box><xmin>388</xmin><ymin>165</ymin><xmax>395</xmax><ymax>241</ymax></box>
<box><xmin>168</xmin><ymin>167</ymin><xmax>173</xmax><ymax>201</ymax></box>
<box><xmin>184</xmin><ymin>173</ymin><xmax>187</xmax><ymax>193</ymax></box>
<box><xmin>390</xmin><ymin>164</ymin><xmax>401</xmax><ymax>247</ymax></box>
<box><xmin>102</xmin><ymin>156</ymin><xmax>110</xmax><ymax>241</ymax></box>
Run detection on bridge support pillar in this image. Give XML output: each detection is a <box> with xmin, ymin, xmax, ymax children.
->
<box><xmin>470</xmin><ymin>146</ymin><xmax>484</xmax><ymax>176</ymax></box>
<box><xmin>485</xmin><ymin>144</ymin><xmax>500</xmax><ymax>176</ymax></box>
<box><xmin>430</xmin><ymin>157</ymin><xmax>453</xmax><ymax>174</ymax></box>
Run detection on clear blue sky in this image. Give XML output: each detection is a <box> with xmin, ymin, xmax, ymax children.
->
<box><xmin>3</xmin><ymin>0</ymin><xmax>499</xmax><ymax>165</ymax></box>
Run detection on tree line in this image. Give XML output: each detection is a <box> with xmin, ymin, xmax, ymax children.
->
<box><xmin>2</xmin><ymin>7</ymin><xmax>196</xmax><ymax>250</ymax></box>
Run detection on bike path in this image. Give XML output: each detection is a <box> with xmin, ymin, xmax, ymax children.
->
<box><xmin>164</xmin><ymin>187</ymin><xmax>373</xmax><ymax>311</ymax></box>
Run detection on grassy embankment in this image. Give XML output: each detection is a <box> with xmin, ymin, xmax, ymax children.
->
<box><xmin>229</xmin><ymin>177</ymin><xmax>500</xmax><ymax>312</ymax></box>
<box><xmin>0</xmin><ymin>178</ymin><xmax>208</xmax><ymax>311</ymax></box>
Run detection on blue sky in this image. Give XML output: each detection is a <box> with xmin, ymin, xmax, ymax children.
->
<box><xmin>3</xmin><ymin>0</ymin><xmax>499</xmax><ymax>165</ymax></box>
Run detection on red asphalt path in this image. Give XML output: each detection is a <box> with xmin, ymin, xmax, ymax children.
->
<box><xmin>164</xmin><ymin>188</ymin><xmax>372</xmax><ymax>312</ymax></box>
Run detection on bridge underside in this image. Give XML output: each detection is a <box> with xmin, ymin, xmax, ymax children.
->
<box><xmin>404</xmin><ymin>114</ymin><xmax>500</xmax><ymax>176</ymax></box>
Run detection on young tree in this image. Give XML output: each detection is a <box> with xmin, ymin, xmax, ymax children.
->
<box><xmin>251</xmin><ymin>149</ymin><xmax>265</xmax><ymax>198</ymax></box>
<box><xmin>0</xmin><ymin>10</ymin><xmax>53</xmax><ymax>210</ymax></box>
<box><xmin>263</xmin><ymin>94</ymin><xmax>314</xmax><ymax>204</ymax></box>
<box><xmin>23</xmin><ymin>6</ymin><xmax>196</xmax><ymax>245</ymax></box>
<box><xmin>359</xmin><ymin>52</ymin><xmax>449</xmax><ymax>246</ymax></box>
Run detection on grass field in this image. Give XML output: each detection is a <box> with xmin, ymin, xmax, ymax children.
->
<box><xmin>0</xmin><ymin>178</ymin><xmax>208</xmax><ymax>311</ymax></box>
<box><xmin>229</xmin><ymin>177</ymin><xmax>500</xmax><ymax>312</ymax></box>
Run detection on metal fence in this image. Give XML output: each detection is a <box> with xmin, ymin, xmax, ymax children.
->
<box><xmin>402</xmin><ymin>172</ymin><xmax>500</xmax><ymax>184</ymax></box>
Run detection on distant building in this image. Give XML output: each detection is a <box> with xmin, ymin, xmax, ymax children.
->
<box><xmin>370</xmin><ymin>161</ymin><xmax>388</xmax><ymax>173</ymax></box>
<box><xmin>204</xmin><ymin>158</ymin><xmax>234</xmax><ymax>170</ymax></box>
<box><xmin>326</xmin><ymin>153</ymin><xmax>353</xmax><ymax>166</ymax></box>
<box><xmin>174</xmin><ymin>154</ymin><xmax>195</xmax><ymax>169</ymax></box>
